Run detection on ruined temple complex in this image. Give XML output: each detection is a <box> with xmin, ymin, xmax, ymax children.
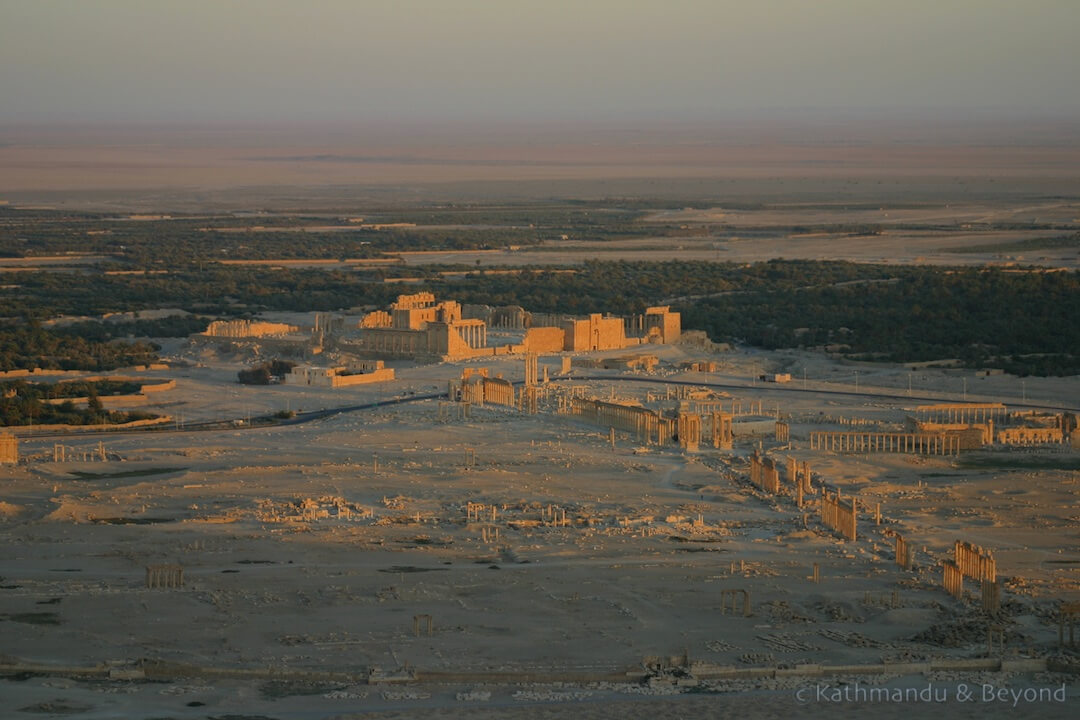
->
<box><xmin>344</xmin><ymin>293</ymin><xmax>681</xmax><ymax>362</ymax></box>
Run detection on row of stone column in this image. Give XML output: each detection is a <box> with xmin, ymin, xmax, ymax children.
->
<box><xmin>895</xmin><ymin>534</ymin><xmax>912</xmax><ymax>570</ymax></box>
<box><xmin>519</xmin><ymin>386</ymin><xmax>540</xmax><ymax>414</ymax></box>
<box><xmin>943</xmin><ymin>561</ymin><xmax>964</xmax><ymax>599</ymax></box>
<box><xmin>820</xmin><ymin>492</ymin><xmax>857</xmax><ymax>541</ymax></box>
<box><xmin>749</xmin><ymin>451</ymin><xmax>781</xmax><ymax>495</ymax></box>
<box><xmin>524</xmin><ymin>352</ymin><xmax>538</xmax><ymax>386</ymax></box>
<box><xmin>571</xmin><ymin>398</ymin><xmax>670</xmax><ymax>444</ymax></box>
<box><xmin>465</xmin><ymin>502</ymin><xmax>497</xmax><ymax>522</ymax></box>
<box><xmin>678</xmin><ymin>412</ymin><xmax>701</xmax><ymax>451</ymax></box>
<box><xmin>710</xmin><ymin>412</ymin><xmax>733</xmax><ymax>449</ymax></box>
<box><xmin>955</xmin><ymin>540</ymin><xmax>996</xmax><ymax>581</ymax></box>
<box><xmin>785</xmin><ymin>457</ymin><xmax>813</xmax><ymax>508</ymax></box>
<box><xmin>481</xmin><ymin>377</ymin><xmax>514</xmax><ymax>406</ymax></box>
<box><xmin>916</xmin><ymin>403</ymin><xmax>1006</xmax><ymax>424</ymax></box>
<box><xmin>145</xmin><ymin>564</ymin><xmax>184</xmax><ymax>589</ymax></box>
<box><xmin>809</xmin><ymin>431</ymin><xmax>958</xmax><ymax>455</ymax></box>
<box><xmin>457</xmin><ymin>323</ymin><xmax>486</xmax><ymax>349</ymax></box>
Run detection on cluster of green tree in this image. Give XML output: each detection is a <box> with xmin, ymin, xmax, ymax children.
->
<box><xmin>0</xmin><ymin>324</ymin><xmax>159</xmax><ymax>372</ymax></box>
<box><xmin>943</xmin><ymin>232</ymin><xmax>1080</xmax><ymax>254</ymax></box>
<box><xmin>53</xmin><ymin>315</ymin><xmax>210</xmax><ymax>341</ymax></box>
<box><xmin>0</xmin><ymin>209</ymin><xmax>546</xmax><ymax>266</ymax></box>
<box><xmin>676</xmin><ymin>262</ymin><xmax>1080</xmax><ymax>376</ymax></box>
<box><xmin>433</xmin><ymin>259</ymin><xmax>886</xmax><ymax>316</ymax></box>
<box><xmin>431</xmin><ymin>260</ymin><xmax>1079</xmax><ymax>375</ymax></box>
<box><xmin>237</xmin><ymin>360</ymin><xmax>296</xmax><ymax>385</ymax></box>
<box><xmin>0</xmin><ymin>380</ymin><xmax>156</xmax><ymax>426</ymax></box>
<box><xmin>3</xmin><ymin>267</ymin><xmax>403</xmax><ymax>320</ymax></box>
<box><xmin>45</xmin><ymin>379</ymin><xmax>142</xmax><ymax>398</ymax></box>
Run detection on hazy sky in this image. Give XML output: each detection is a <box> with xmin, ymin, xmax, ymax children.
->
<box><xmin>1</xmin><ymin>0</ymin><xmax>1078</xmax><ymax>126</ymax></box>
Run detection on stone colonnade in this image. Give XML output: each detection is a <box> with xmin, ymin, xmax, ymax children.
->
<box><xmin>915</xmin><ymin>403</ymin><xmax>1006</xmax><ymax>424</ymax></box>
<box><xmin>456</xmin><ymin>323</ymin><xmax>487</xmax><ymax>349</ymax></box>
<box><xmin>786</xmin><ymin>457</ymin><xmax>812</xmax><ymax>506</ymax></box>
<box><xmin>678</xmin><ymin>412</ymin><xmax>701</xmax><ymax>451</ymax></box>
<box><xmin>524</xmin><ymin>353</ymin><xmax>539</xmax><ymax>387</ymax></box>
<box><xmin>719</xmin><ymin>588</ymin><xmax>752</xmax><ymax>617</ymax></box>
<box><xmin>955</xmin><ymin>540</ymin><xmax>996</xmax><ymax>581</ymax></box>
<box><xmin>895</xmin><ymin>534</ymin><xmax>912</xmax><ymax>570</ymax></box>
<box><xmin>466</xmin><ymin>502</ymin><xmax>497</xmax><ymax>522</ymax></box>
<box><xmin>982</xmin><ymin>580</ymin><xmax>1001</xmax><ymax>612</ymax></box>
<box><xmin>711</xmin><ymin>412</ymin><xmax>733</xmax><ymax>450</ymax></box>
<box><xmin>570</xmin><ymin>397</ymin><xmax>672</xmax><ymax>444</ymax></box>
<box><xmin>943</xmin><ymin>561</ymin><xmax>964</xmax><ymax>599</ymax></box>
<box><xmin>481</xmin><ymin>377</ymin><xmax>514</xmax><ymax>407</ymax></box>
<box><xmin>749</xmin><ymin>451</ymin><xmax>781</xmax><ymax>494</ymax></box>
<box><xmin>519</xmin><ymin>385</ymin><xmax>540</xmax><ymax>414</ymax></box>
<box><xmin>820</xmin><ymin>492</ymin><xmax>857</xmax><ymax>541</ymax></box>
<box><xmin>809</xmin><ymin>431</ymin><xmax>958</xmax><ymax>455</ymax></box>
<box><xmin>145</xmin><ymin>564</ymin><xmax>184</xmax><ymax>589</ymax></box>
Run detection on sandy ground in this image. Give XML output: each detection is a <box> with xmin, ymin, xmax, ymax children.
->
<box><xmin>2</xmin><ymin>340</ymin><xmax>1078</xmax><ymax>717</ymax></box>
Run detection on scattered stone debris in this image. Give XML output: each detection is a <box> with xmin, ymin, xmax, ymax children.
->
<box><xmin>322</xmin><ymin>689</ymin><xmax>367</xmax><ymax>699</ymax></box>
<box><xmin>757</xmin><ymin>633</ymin><xmax>822</xmax><ymax>652</ymax></box>
<box><xmin>17</xmin><ymin>700</ymin><xmax>93</xmax><ymax>715</ymax></box>
<box><xmin>739</xmin><ymin>652</ymin><xmax>775</xmax><ymax>665</ymax></box>
<box><xmin>512</xmin><ymin>688</ymin><xmax>592</xmax><ymax>702</ymax></box>
<box><xmin>160</xmin><ymin>684</ymin><xmax>214</xmax><ymax>695</ymax></box>
<box><xmin>814</xmin><ymin>600</ymin><xmax>865</xmax><ymax>623</ymax></box>
<box><xmin>819</xmin><ymin>628</ymin><xmax>881</xmax><ymax>647</ymax></box>
<box><xmin>381</xmin><ymin>689</ymin><xmax>430</xmax><ymax>700</ymax></box>
<box><xmin>590</xmin><ymin>681</ymin><xmax>684</xmax><ymax>696</ymax></box>
<box><xmin>911</xmin><ymin>618</ymin><xmax>1026</xmax><ymax>648</ymax></box>
<box><xmin>762</xmin><ymin>600</ymin><xmax>814</xmax><ymax>624</ymax></box>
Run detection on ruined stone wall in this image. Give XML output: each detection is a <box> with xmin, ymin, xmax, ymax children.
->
<box><xmin>203</xmin><ymin>320</ymin><xmax>298</xmax><ymax>338</ymax></box>
<box><xmin>330</xmin><ymin>368</ymin><xmax>395</xmax><ymax>387</ymax></box>
<box><xmin>481</xmin><ymin>377</ymin><xmax>515</xmax><ymax>407</ymax></box>
<box><xmin>391</xmin><ymin>292</ymin><xmax>436</xmax><ymax>309</ymax></box>
<box><xmin>522</xmin><ymin>327</ymin><xmax>565</xmax><ymax>354</ymax></box>
<box><xmin>286</xmin><ymin>365</ymin><xmax>395</xmax><ymax>387</ymax></box>
<box><xmin>0</xmin><ymin>432</ymin><xmax>17</xmax><ymax>464</ymax></box>
<box><xmin>353</xmin><ymin>328</ymin><xmax>425</xmax><ymax>357</ymax></box>
<box><xmin>359</xmin><ymin>310</ymin><xmax>392</xmax><ymax>328</ymax></box>
<box><xmin>644</xmin><ymin>306</ymin><xmax>681</xmax><ymax>344</ymax></box>
<box><xmin>915</xmin><ymin>422</ymin><xmax>993</xmax><ymax>449</ymax></box>
<box><xmin>997</xmin><ymin>426</ymin><xmax>1064</xmax><ymax>445</ymax></box>
<box><xmin>561</xmin><ymin>314</ymin><xmax>628</xmax><ymax>352</ymax></box>
<box><xmin>392</xmin><ymin>306</ymin><xmax>437</xmax><ymax>330</ymax></box>
<box><xmin>461</xmin><ymin>304</ymin><xmax>493</xmax><ymax>322</ymax></box>
<box><xmin>424</xmin><ymin>321</ymin><xmax>487</xmax><ymax>357</ymax></box>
